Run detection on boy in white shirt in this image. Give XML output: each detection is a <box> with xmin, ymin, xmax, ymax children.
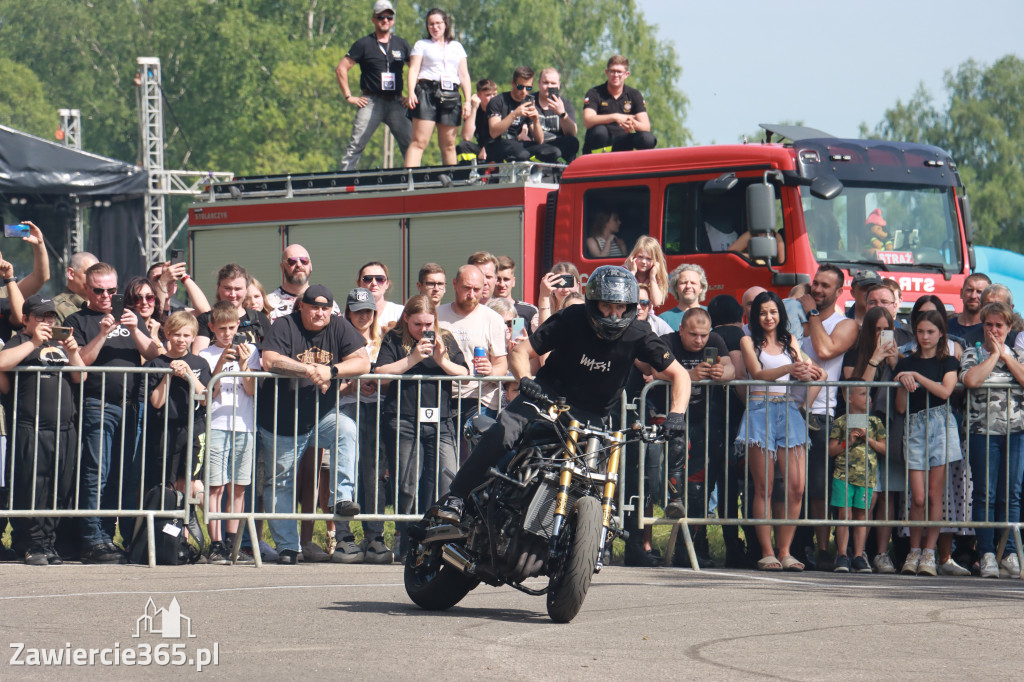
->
<box><xmin>199</xmin><ymin>301</ymin><xmax>260</xmax><ymax>564</ymax></box>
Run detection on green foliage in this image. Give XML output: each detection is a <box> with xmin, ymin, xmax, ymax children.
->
<box><xmin>0</xmin><ymin>0</ymin><xmax>688</xmax><ymax>178</ymax></box>
<box><xmin>872</xmin><ymin>55</ymin><xmax>1024</xmax><ymax>250</ymax></box>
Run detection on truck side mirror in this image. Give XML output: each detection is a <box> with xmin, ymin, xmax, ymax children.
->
<box><xmin>746</xmin><ymin>182</ymin><xmax>776</xmax><ymax>234</ymax></box>
<box><xmin>749</xmin><ymin>235</ymin><xmax>778</xmax><ymax>261</ymax></box>
<box><xmin>810</xmin><ymin>175</ymin><xmax>843</xmax><ymax>200</ymax></box>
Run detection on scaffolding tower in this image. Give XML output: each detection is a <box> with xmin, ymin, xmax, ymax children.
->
<box><xmin>56</xmin><ymin>108</ymin><xmax>85</xmax><ymax>259</ymax></box>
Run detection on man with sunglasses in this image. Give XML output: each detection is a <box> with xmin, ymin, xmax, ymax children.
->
<box><xmin>582</xmin><ymin>54</ymin><xmax>656</xmax><ymax>155</ymax></box>
<box><xmin>485</xmin><ymin>65</ymin><xmax>560</xmax><ymax>164</ymax></box>
<box><xmin>336</xmin><ymin>0</ymin><xmax>413</xmax><ymax>171</ymax></box>
<box><xmin>267</xmin><ymin>244</ymin><xmax>340</xmax><ymax>321</ymax></box>
<box><xmin>67</xmin><ymin>262</ymin><xmax>162</xmax><ymax>563</ymax></box>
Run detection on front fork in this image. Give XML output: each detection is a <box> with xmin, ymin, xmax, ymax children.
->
<box><xmin>550</xmin><ymin>420</ymin><xmax>581</xmax><ymax>542</ymax></box>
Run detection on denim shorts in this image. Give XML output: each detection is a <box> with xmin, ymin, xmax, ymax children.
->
<box><xmin>207</xmin><ymin>429</ymin><xmax>254</xmax><ymax>486</ymax></box>
<box><xmin>906</xmin><ymin>405</ymin><xmax>962</xmax><ymax>471</ymax></box>
<box><xmin>735</xmin><ymin>398</ymin><xmax>809</xmax><ymax>460</ymax></box>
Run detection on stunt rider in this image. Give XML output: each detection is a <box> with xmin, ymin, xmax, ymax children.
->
<box><xmin>438</xmin><ymin>265</ymin><xmax>691</xmax><ymax>522</ymax></box>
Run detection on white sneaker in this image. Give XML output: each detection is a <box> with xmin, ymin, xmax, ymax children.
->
<box><xmin>873</xmin><ymin>553</ymin><xmax>896</xmax><ymax>574</ymax></box>
<box><xmin>917</xmin><ymin>550</ymin><xmax>937</xmax><ymax>576</ymax></box>
<box><xmin>937</xmin><ymin>557</ymin><xmax>971</xmax><ymax>576</ymax></box>
<box><xmin>979</xmin><ymin>552</ymin><xmax>999</xmax><ymax>579</ymax></box>
<box><xmin>901</xmin><ymin>549</ymin><xmax>921</xmax><ymax>575</ymax></box>
<box><xmin>999</xmin><ymin>553</ymin><xmax>1021</xmax><ymax>579</ymax></box>
<box><xmin>300</xmin><ymin>541</ymin><xmax>331</xmax><ymax>563</ymax></box>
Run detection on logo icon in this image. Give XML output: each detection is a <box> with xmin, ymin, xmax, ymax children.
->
<box><xmin>134</xmin><ymin>597</ymin><xmax>196</xmax><ymax>639</ymax></box>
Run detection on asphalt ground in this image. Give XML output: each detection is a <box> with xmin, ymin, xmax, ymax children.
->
<box><xmin>2</xmin><ymin>561</ymin><xmax>1022</xmax><ymax>680</ymax></box>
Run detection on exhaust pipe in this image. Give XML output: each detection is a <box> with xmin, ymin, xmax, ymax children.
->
<box><xmin>441</xmin><ymin>544</ymin><xmax>475</xmax><ymax>574</ymax></box>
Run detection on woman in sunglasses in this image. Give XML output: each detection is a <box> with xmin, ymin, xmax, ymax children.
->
<box><xmin>357</xmin><ymin>261</ymin><xmax>404</xmax><ymax>328</ymax></box>
<box><xmin>124</xmin><ymin>276</ymin><xmax>165</xmax><ymax>355</ymax></box>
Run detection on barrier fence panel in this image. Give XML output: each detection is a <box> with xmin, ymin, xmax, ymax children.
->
<box><xmin>634</xmin><ymin>378</ymin><xmax>1024</xmax><ymax>572</ymax></box>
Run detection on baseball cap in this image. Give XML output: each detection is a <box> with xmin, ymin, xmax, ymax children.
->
<box><xmin>346</xmin><ymin>287</ymin><xmax>376</xmax><ymax>313</ymax></box>
<box><xmin>852</xmin><ymin>269</ymin><xmax>881</xmax><ymax>288</ymax></box>
<box><xmin>23</xmin><ymin>294</ymin><xmax>56</xmax><ymax>317</ymax></box>
<box><xmin>301</xmin><ymin>284</ymin><xmax>334</xmax><ymax>308</ymax></box>
<box><xmin>372</xmin><ymin>0</ymin><xmax>394</xmax><ymax>14</ymax></box>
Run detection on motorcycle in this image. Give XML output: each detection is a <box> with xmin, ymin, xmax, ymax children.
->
<box><xmin>403</xmin><ymin>389</ymin><xmax>664</xmax><ymax>623</ymax></box>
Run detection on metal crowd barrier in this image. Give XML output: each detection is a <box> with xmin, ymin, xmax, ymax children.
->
<box><xmin>635</xmin><ymin>378</ymin><xmax>1024</xmax><ymax>571</ymax></box>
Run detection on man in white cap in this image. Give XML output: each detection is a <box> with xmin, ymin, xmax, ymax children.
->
<box><xmin>336</xmin><ymin>0</ymin><xmax>413</xmax><ymax>170</ymax></box>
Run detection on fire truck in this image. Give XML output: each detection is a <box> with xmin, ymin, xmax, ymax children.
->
<box><xmin>187</xmin><ymin>124</ymin><xmax>975</xmax><ymax>310</ymax></box>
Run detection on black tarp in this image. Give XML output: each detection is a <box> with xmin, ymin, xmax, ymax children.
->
<box><xmin>0</xmin><ymin>124</ymin><xmax>148</xmax><ymax>280</ymax></box>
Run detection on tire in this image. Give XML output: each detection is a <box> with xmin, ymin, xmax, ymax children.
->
<box><xmin>546</xmin><ymin>496</ymin><xmax>602</xmax><ymax>623</ymax></box>
<box><xmin>404</xmin><ymin>543</ymin><xmax>480</xmax><ymax>611</ymax></box>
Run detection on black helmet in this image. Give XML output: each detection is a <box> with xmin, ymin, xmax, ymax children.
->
<box><xmin>584</xmin><ymin>265</ymin><xmax>639</xmax><ymax>341</ymax></box>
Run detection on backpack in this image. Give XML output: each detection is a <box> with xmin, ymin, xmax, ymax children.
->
<box><xmin>128</xmin><ymin>485</ymin><xmax>200</xmax><ymax>565</ymax></box>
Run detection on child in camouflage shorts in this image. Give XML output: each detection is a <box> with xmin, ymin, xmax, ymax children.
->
<box><xmin>828</xmin><ymin>385</ymin><xmax>886</xmax><ymax>573</ymax></box>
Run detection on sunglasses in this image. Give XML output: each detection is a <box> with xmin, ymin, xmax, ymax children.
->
<box><xmin>420</xmin><ymin>281</ymin><xmax>445</xmax><ymax>288</ymax></box>
<box><xmin>639</xmin><ymin>300</ymin><xmax>652</xmax><ymax>307</ymax></box>
<box><xmin>375</xmin><ymin>13</ymin><xmax>394</xmax><ymax>20</ymax></box>
<box><xmin>361</xmin><ymin>274</ymin><xmax>387</xmax><ymax>284</ymax></box>
<box><xmin>92</xmin><ymin>287</ymin><xmax>117</xmax><ymax>295</ymax></box>
<box><xmin>514</xmin><ymin>84</ymin><xmax>533</xmax><ymax>92</ymax></box>
<box><xmin>285</xmin><ymin>257</ymin><xmax>310</xmax><ymax>266</ymax></box>
<box><xmin>133</xmin><ymin>294</ymin><xmax>157</xmax><ymax>303</ymax></box>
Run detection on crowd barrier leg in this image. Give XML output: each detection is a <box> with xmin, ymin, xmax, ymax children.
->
<box><xmin>664</xmin><ymin>520</ymin><xmax>700</xmax><ymax>571</ymax></box>
<box><xmin>145</xmin><ymin>513</ymin><xmax>156</xmax><ymax>569</ymax></box>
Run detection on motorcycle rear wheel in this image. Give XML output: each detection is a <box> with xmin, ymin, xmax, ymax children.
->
<box><xmin>546</xmin><ymin>496</ymin><xmax>602</xmax><ymax>623</ymax></box>
<box><xmin>404</xmin><ymin>542</ymin><xmax>480</xmax><ymax>611</ymax></box>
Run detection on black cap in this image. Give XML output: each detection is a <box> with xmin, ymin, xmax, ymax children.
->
<box><xmin>852</xmin><ymin>269</ymin><xmax>881</xmax><ymax>288</ymax></box>
<box><xmin>346</xmin><ymin>287</ymin><xmax>376</xmax><ymax>312</ymax></box>
<box><xmin>23</xmin><ymin>294</ymin><xmax>56</xmax><ymax>317</ymax></box>
<box><xmin>301</xmin><ymin>284</ymin><xmax>334</xmax><ymax>308</ymax></box>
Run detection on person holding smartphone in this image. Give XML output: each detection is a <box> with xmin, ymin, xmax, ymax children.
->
<box><xmin>484</xmin><ymin>65</ymin><xmax>559</xmax><ymax>164</ymax></box>
<box><xmin>534</xmin><ymin>68</ymin><xmax>579</xmax><ymax>162</ymax></box>
<box><xmin>374</xmin><ymin>294</ymin><xmax>469</xmax><ymax>554</ymax></box>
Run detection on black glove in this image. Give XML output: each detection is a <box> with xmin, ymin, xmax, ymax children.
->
<box><xmin>664</xmin><ymin>411</ymin><xmax>687</xmax><ymax>438</ymax></box>
<box><xmin>518</xmin><ymin>377</ymin><xmax>545</xmax><ymax>401</ymax></box>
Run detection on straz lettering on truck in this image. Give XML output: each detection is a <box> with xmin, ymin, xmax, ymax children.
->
<box><xmin>188</xmin><ymin>124</ymin><xmax>973</xmax><ymax>312</ymax></box>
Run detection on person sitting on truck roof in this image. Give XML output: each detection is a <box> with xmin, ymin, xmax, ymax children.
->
<box><xmin>534</xmin><ymin>68</ymin><xmax>579</xmax><ymax>163</ymax></box>
<box><xmin>485</xmin><ymin>66</ymin><xmax>560</xmax><ymax>164</ymax></box>
<box><xmin>403</xmin><ymin>8</ymin><xmax>472</xmax><ymax>167</ymax></box>
<box><xmin>581</xmin><ymin>55</ymin><xmax>656</xmax><ymax>155</ymax></box>
<box><xmin>455</xmin><ymin>79</ymin><xmax>497</xmax><ymax>164</ymax></box>
<box><xmin>586</xmin><ymin>210</ymin><xmax>628</xmax><ymax>259</ymax></box>
<box><xmin>336</xmin><ymin>0</ymin><xmax>414</xmax><ymax>171</ymax></box>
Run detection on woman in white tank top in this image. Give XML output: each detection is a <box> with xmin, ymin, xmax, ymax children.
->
<box><xmin>737</xmin><ymin>291</ymin><xmax>823</xmax><ymax>571</ymax></box>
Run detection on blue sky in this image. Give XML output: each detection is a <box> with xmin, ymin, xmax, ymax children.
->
<box><xmin>639</xmin><ymin>0</ymin><xmax>1024</xmax><ymax>144</ymax></box>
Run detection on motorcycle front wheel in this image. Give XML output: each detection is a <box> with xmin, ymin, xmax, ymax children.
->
<box><xmin>404</xmin><ymin>541</ymin><xmax>480</xmax><ymax>611</ymax></box>
<box><xmin>546</xmin><ymin>496</ymin><xmax>602</xmax><ymax>623</ymax></box>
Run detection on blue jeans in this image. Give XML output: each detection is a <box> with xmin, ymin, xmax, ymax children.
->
<box><xmin>259</xmin><ymin>410</ymin><xmax>358</xmax><ymax>552</ymax></box>
<box><xmin>80</xmin><ymin>397</ymin><xmax>139</xmax><ymax>548</ymax></box>
<box><xmin>969</xmin><ymin>432</ymin><xmax>1024</xmax><ymax>555</ymax></box>
<box><xmin>339</xmin><ymin>95</ymin><xmax>412</xmax><ymax>171</ymax></box>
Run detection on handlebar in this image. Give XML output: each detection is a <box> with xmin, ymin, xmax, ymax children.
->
<box><xmin>522</xmin><ymin>393</ymin><xmax>665</xmax><ymax>445</ymax></box>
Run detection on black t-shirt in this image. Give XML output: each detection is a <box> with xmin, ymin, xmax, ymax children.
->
<box><xmin>894</xmin><ymin>354</ymin><xmax>960</xmax><ymax>414</ymax></box>
<box><xmin>662</xmin><ymin>332</ymin><xmax>729</xmax><ymax>411</ymax></box>
<box><xmin>256</xmin><ymin>312</ymin><xmax>367</xmax><ymax>435</ymax></box>
<box><xmin>196</xmin><ymin>308</ymin><xmax>271</xmax><ymax>349</ymax></box>
<box><xmin>347</xmin><ymin>34</ymin><xmax>412</xmax><ymax>96</ymax></box>
<box><xmin>0</xmin><ymin>298</ymin><xmax>19</xmax><ymax>341</ymax></box>
<box><xmin>711</xmin><ymin>324</ymin><xmax>744</xmax><ymax>354</ymax></box>
<box><xmin>145</xmin><ymin>353</ymin><xmax>212</xmax><ymax>428</ymax></box>
<box><xmin>487</xmin><ymin>92</ymin><xmax>530</xmax><ymax>141</ymax></box>
<box><xmin>67</xmin><ymin>307</ymin><xmax>145</xmax><ymax>403</ymax></box>
<box><xmin>583</xmin><ymin>83</ymin><xmax>647</xmax><ymax>132</ymax></box>
<box><xmin>531</xmin><ymin>305</ymin><xmax>674</xmax><ymax>415</ymax></box>
<box><xmin>472</xmin><ymin>105</ymin><xmax>492</xmax><ymax>146</ymax></box>
<box><xmin>375</xmin><ymin>329</ymin><xmax>467</xmax><ymax>418</ymax></box>
<box><xmin>537</xmin><ymin>98</ymin><xmax>576</xmax><ymax>142</ymax></box>
<box><xmin>4</xmin><ymin>333</ymin><xmax>74</xmax><ymax>428</ymax></box>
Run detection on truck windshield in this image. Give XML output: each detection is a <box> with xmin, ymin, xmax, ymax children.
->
<box><xmin>801</xmin><ymin>183</ymin><xmax>962</xmax><ymax>272</ymax></box>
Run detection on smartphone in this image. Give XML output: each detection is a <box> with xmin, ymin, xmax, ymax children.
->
<box><xmin>510</xmin><ymin>317</ymin><xmax>525</xmax><ymax>338</ymax></box>
<box><xmin>170</xmin><ymin>248</ymin><xmax>186</xmax><ymax>265</ymax></box>
<box><xmin>547</xmin><ymin>87</ymin><xmax>560</xmax><ymax>99</ymax></box>
<box><xmin>3</xmin><ymin>223</ymin><xmax>30</xmax><ymax>238</ymax></box>
<box><xmin>423</xmin><ymin>330</ymin><xmax>435</xmax><ymax>342</ymax></box>
<box><xmin>554</xmin><ymin>273</ymin><xmax>575</xmax><ymax>289</ymax></box>
<box><xmin>109</xmin><ymin>294</ymin><xmax>125</xmax><ymax>321</ymax></box>
<box><xmin>232</xmin><ymin>332</ymin><xmax>248</xmax><ymax>346</ymax></box>
<box><xmin>703</xmin><ymin>346</ymin><xmax>719</xmax><ymax>365</ymax></box>
<box><xmin>846</xmin><ymin>413</ymin><xmax>869</xmax><ymax>430</ymax></box>
<box><xmin>50</xmin><ymin>326</ymin><xmax>72</xmax><ymax>342</ymax></box>
<box><xmin>879</xmin><ymin>329</ymin><xmax>894</xmax><ymax>346</ymax></box>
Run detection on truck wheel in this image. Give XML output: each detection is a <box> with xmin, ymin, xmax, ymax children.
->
<box><xmin>546</xmin><ymin>496</ymin><xmax>602</xmax><ymax>623</ymax></box>
<box><xmin>404</xmin><ymin>542</ymin><xmax>479</xmax><ymax>611</ymax></box>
